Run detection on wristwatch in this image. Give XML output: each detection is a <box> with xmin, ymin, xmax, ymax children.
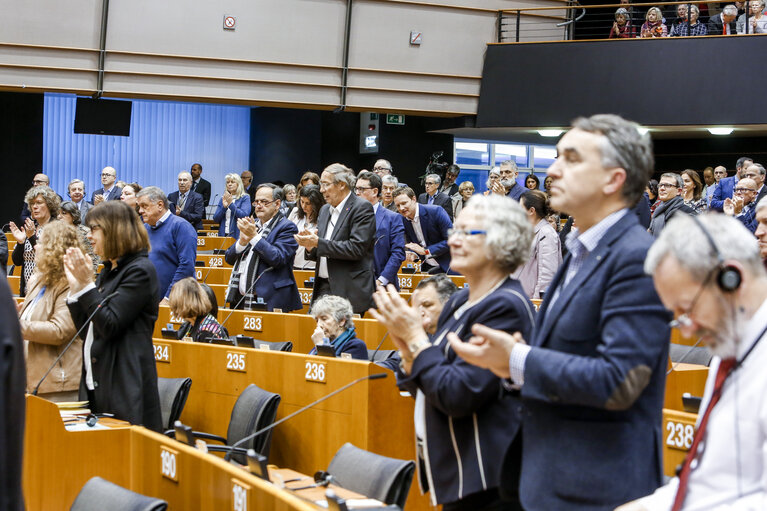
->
<box><xmin>408</xmin><ymin>338</ymin><xmax>431</xmax><ymax>354</ymax></box>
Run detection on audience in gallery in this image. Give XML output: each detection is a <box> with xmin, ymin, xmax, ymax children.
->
<box><xmin>681</xmin><ymin>169</ymin><xmax>708</xmax><ymax>214</ymax></box>
<box><xmin>169</xmin><ymin>277</ymin><xmax>228</xmax><ymax>342</ymax></box>
<box><xmin>513</xmin><ymin>190</ymin><xmax>562</xmax><ymax>299</ymax></box>
<box><xmin>640</xmin><ymin>7</ymin><xmax>669</xmax><ymax>37</ymax></box>
<box><xmin>669</xmin><ymin>4</ymin><xmax>708</xmax><ymax>36</ymax></box>
<box><xmin>308</xmin><ymin>295</ymin><xmax>367</xmax><ymax>360</ymax></box>
<box><xmin>212</xmin><ymin>173</ymin><xmax>251</xmax><ymax>239</ymax></box>
<box><xmin>610</xmin><ymin>7</ymin><xmax>638</xmax><ymax>38</ymax></box>
<box><xmin>19</xmin><ymin>220</ymin><xmax>82</xmax><ymax>402</ymax></box>
<box><xmin>708</xmin><ymin>4</ymin><xmax>738</xmax><ymax>34</ymax></box>
<box><xmin>737</xmin><ymin>0</ymin><xmax>767</xmax><ymax>32</ymax></box>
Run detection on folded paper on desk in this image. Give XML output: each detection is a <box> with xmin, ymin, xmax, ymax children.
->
<box><xmin>64</xmin><ymin>422</ymin><xmax>109</xmax><ymax>431</ymax></box>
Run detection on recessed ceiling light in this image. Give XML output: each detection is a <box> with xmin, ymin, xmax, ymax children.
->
<box><xmin>537</xmin><ymin>130</ymin><xmax>563</xmax><ymax>137</ymax></box>
<box><xmin>708</xmin><ymin>127</ymin><xmax>733</xmax><ymax>135</ymax></box>
<box><xmin>637</xmin><ymin>127</ymin><xmax>649</xmax><ymax>135</ymax></box>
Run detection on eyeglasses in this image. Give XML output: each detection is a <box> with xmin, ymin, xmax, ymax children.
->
<box><xmin>657</xmin><ymin>183</ymin><xmax>679</xmax><ymax>189</ymax></box>
<box><xmin>253</xmin><ymin>199</ymin><xmax>277</xmax><ymax>206</ymax></box>
<box><xmin>425</xmin><ymin>182</ymin><xmax>438</xmax><ymax>186</ymax></box>
<box><xmin>447</xmin><ymin>228</ymin><xmax>487</xmax><ymax>239</ymax></box>
<box><xmin>101</xmin><ymin>173</ymin><xmax>115</xmax><ymax>177</ymax></box>
<box><xmin>32</xmin><ymin>180</ymin><xmax>47</xmax><ymax>185</ymax></box>
<box><xmin>373</xmin><ymin>166</ymin><xmax>391</xmax><ymax>171</ymax></box>
<box><xmin>354</xmin><ymin>186</ymin><xmax>373</xmax><ymax>193</ymax></box>
<box><xmin>735</xmin><ymin>187</ymin><xmax>756</xmax><ymax>193</ymax></box>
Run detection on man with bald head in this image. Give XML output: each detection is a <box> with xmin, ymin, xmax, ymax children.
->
<box><xmin>723</xmin><ymin>177</ymin><xmax>759</xmax><ymax>232</ymax></box>
<box><xmin>241</xmin><ymin>170</ymin><xmax>255</xmax><ymax>205</ymax></box>
<box><xmin>91</xmin><ymin>166</ymin><xmax>122</xmax><ymax>204</ymax></box>
<box><xmin>168</xmin><ymin>171</ymin><xmax>205</xmax><ymax>231</ymax></box>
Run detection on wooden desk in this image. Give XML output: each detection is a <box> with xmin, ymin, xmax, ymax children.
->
<box><xmin>197</xmin><ymin>236</ymin><xmax>235</xmax><ymax>252</ymax></box>
<box><xmin>154</xmin><ymin>307</ymin><xmax>394</xmax><ymax>353</ymax></box>
<box><xmin>662</xmin><ymin>408</ymin><xmax>697</xmax><ymax>477</ymax></box>
<box><xmin>8</xmin><ymin>275</ymin><xmax>19</xmax><ymax>295</ymax></box>
<box><xmin>664</xmin><ymin>363</ymin><xmax>708</xmax><ymax>411</ymax></box>
<box><xmin>152</xmin><ymin>341</ymin><xmax>429</xmax><ymax>510</ymax></box>
<box><xmin>23</xmin><ymin>396</ymin><xmax>319</xmax><ymax>511</ymax></box>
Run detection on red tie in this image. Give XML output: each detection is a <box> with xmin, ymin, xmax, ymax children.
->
<box><xmin>671</xmin><ymin>357</ymin><xmax>736</xmax><ymax>511</ymax></box>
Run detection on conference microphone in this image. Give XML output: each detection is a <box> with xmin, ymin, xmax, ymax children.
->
<box><xmin>32</xmin><ymin>291</ymin><xmax>119</xmax><ymax>396</ymax></box>
<box><xmin>666</xmin><ymin>336</ymin><xmax>706</xmax><ymax>375</ymax></box>
<box><xmin>223</xmin><ymin>373</ymin><xmax>388</xmax><ymax>462</ymax></box>
<box><xmin>208</xmin><ymin>194</ymin><xmax>219</xmax><ymax>220</ymax></box>
<box><xmin>218</xmin><ymin>267</ymin><xmax>274</xmax><ymax>331</ymax></box>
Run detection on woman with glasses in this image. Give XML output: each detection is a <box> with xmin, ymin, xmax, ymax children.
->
<box><xmin>63</xmin><ymin>200</ymin><xmax>162</xmax><ymax>432</ymax></box>
<box><xmin>213</xmin><ymin>173</ymin><xmax>252</xmax><ymax>239</ymax></box>
<box><xmin>370</xmin><ymin>194</ymin><xmax>535</xmax><ymax>510</ymax></box>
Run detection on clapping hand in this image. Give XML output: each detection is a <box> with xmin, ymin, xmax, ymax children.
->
<box><xmin>449</xmin><ymin>324</ymin><xmax>527</xmax><ymax>379</ymax></box>
<box><xmin>63</xmin><ymin>247</ymin><xmax>95</xmax><ymax>294</ymax></box>
<box><xmin>294</xmin><ymin>228</ymin><xmax>319</xmax><ymax>249</ymax></box>
<box><xmin>222</xmin><ymin>191</ymin><xmax>233</xmax><ymax>209</ymax></box>
<box><xmin>8</xmin><ymin>222</ymin><xmax>27</xmax><ymax>244</ymax></box>
<box><xmin>237</xmin><ymin>216</ymin><xmax>257</xmax><ymax>244</ymax></box>
<box><xmin>369</xmin><ymin>284</ymin><xmax>428</xmax><ymax>365</ymax></box>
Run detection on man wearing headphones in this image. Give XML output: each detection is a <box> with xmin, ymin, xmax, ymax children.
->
<box><xmin>620</xmin><ymin>213</ymin><xmax>767</xmax><ymax>510</ymax></box>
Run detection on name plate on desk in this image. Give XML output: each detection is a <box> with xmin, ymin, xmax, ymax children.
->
<box><xmin>209</xmin><ymin>256</ymin><xmax>224</xmax><ymax>267</ymax></box>
<box><xmin>300</xmin><ymin>291</ymin><xmax>312</xmax><ymax>304</ymax></box>
<box><xmin>154</xmin><ymin>343</ymin><xmax>171</xmax><ymax>363</ymax></box>
<box><xmin>160</xmin><ymin>446</ymin><xmax>178</xmax><ymax>482</ymax></box>
<box><xmin>231</xmin><ymin>479</ymin><xmax>250</xmax><ymax>511</ymax></box>
<box><xmin>197</xmin><ymin>238</ymin><xmax>206</xmax><ymax>246</ymax></box>
<box><xmin>398</xmin><ymin>277</ymin><xmax>413</xmax><ymax>290</ymax></box>
<box><xmin>243</xmin><ymin>315</ymin><xmax>262</xmax><ymax>332</ymax></box>
<box><xmin>305</xmin><ymin>360</ymin><xmax>327</xmax><ymax>383</ymax></box>
<box><xmin>169</xmin><ymin>313</ymin><xmax>183</xmax><ymax>324</ymax></box>
<box><xmin>665</xmin><ymin>416</ymin><xmax>695</xmax><ymax>451</ymax></box>
<box><xmin>226</xmin><ymin>351</ymin><xmax>247</xmax><ymax>372</ymax></box>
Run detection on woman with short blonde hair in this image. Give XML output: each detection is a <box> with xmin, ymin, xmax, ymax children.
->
<box><xmin>213</xmin><ymin>173</ymin><xmax>251</xmax><ymax>238</ymax></box>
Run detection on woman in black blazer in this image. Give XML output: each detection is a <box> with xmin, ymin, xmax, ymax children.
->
<box><xmin>63</xmin><ymin>201</ymin><xmax>162</xmax><ymax>432</ymax></box>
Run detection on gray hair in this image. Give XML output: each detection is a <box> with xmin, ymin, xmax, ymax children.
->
<box><xmin>572</xmin><ymin>114</ymin><xmax>654</xmax><ymax>207</ymax></box>
<box><xmin>382</xmin><ymin>175</ymin><xmax>399</xmax><ymax>187</ymax></box>
<box><xmin>25</xmin><ymin>185</ymin><xmax>61</xmax><ymax>217</ymax></box>
<box><xmin>256</xmin><ymin>183</ymin><xmax>283</xmax><ymax>201</ymax></box>
<box><xmin>723</xmin><ymin>4</ymin><xmax>738</xmax><ymax>15</ymax></box>
<box><xmin>660</xmin><ymin>172</ymin><xmax>683</xmax><ymax>189</ymax></box>
<box><xmin>283</xmin><ymin>184</ymin><xmax>296</xmax><ymax>195</ymax></box>
<box><xmin>645</xmin><ymin>213</ymin><xmax>764</xmax><ymax>283</ymax></box>
<box><xmin>68</xmin><ymin>178</ymin><xmax>86</xmax><ymax>194</ymax></box>
<box><xmin>499</xmin><ymin>160</ymin><xmax>518</xmax><ymax>172</ymax></box>
<box><xmin>425</xmin><ymin>173</ymin><xmax>442</xmax><ymax>186</ymax></box>
<box><xmin>687</xmin><ymin>4</ymin><xmax>700</xmax><ymax>15</ymax></box>
<box><xmin>415</xmin><ymin>274</ymin><xmax>459</xmax><ymax>303</ymax></box>
<box><xmin>757</xmin><ymin>196</ymin><xmax>767</xmax><ymax>213</ymax></box>
<box><xmin>323</xmin><ymin>163</ymin><xmax>356</xmax><ymax>191</ymax></box>
<box><xmin>463</xmin><ymin>194</ymin><xmax>533</xmax><ymax>272</ymax></box>
<box><xmin>746</xmin><ymin>163</ymin><xmax>766</xmax><ymax>177</ymax></box>
<box><xmin>310</xmin><ymin>295</ymin><xmax>355</xmax><ymax>329</ymax></box>
<box><xmin>615</xmin><ymin>7</ymin><xmax>630</xmax><ymax>19</ymax></box>
<box><xmin>375</xmin><ymin>159</ymin><xmax>393</xmax><ymax>173</ymax></box>
<box><xmin>178</xmin><ymin>171</ymin><xmax>192</xmax><ymax>181</ymax></box>
<box><xmin>486</xmin><ymin>167</ymin><xmax>501</xmax><ymax>189</ymax></box>
<box><xmin>136</xmin><ymin>186</ymin><xmax>169</xmax><ymax>210</ymax></box>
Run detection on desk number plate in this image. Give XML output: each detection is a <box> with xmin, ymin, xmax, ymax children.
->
<box><xmin>665</xmin><ymin>418</ymin><xmax>695</xmax><ymax>451</ymax></box>
<box><xmin>154</xmin><ymin>343</ymin><xmax>171</xmax><ymax>363</ymax></box>
<box><xmin>231</xmin><ymin>479</ymin><xmax>250</xmax><ymax>511</ymax></box>
<box><xmin>226</xmin><ymin>351</ymin><xmax>247</xmax><ymax>372</ymax></box>
<box><xmin>243</xmin><ymin>315</ymin><xmax>262</xmax><ymax>332</ymax></box>
<box><xmin>160</xmin><ymin>446</ymin><xmax>178</xmax><ymax>482</ymax></box>
<box><xmin>305</xmin><ymin>361</ymin><xmax>327</xmax><ymax>383</ymax></box>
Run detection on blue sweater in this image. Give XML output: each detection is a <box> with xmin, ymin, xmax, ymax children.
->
<box><xmin>146</xmin><ymin>213</ymin><xmax>197</xmax><ymax>298</ymax></box>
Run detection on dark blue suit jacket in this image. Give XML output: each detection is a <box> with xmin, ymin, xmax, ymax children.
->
<box><xmin>401</xmin><ymin>204</ymin><xmax>452</xmax><ymax>273</ymax></box>
<box><xmin>373</xmin><ymin>205</ymin><xmax>406</xmax><ymax>289</ymax></box>
<box><xmin>91</xmin><ymin>186</ymin><xmax>122</xmax><ymax>203</ymax></box>
<box><xmin>224</xmin><ymin>215</ymin><xmax>302</xmax><ymax>312</ymax></box>
<box><xmin>168</xmin><ymin>190</ymin><xmax>205</xmax><ymax>231</ymax></box>
<box><xmin>517</xmin><ymin>211</ymin><xmax>671</xmax><ymax>510</ymax></box>
<box><xmin>710</xmin><ymin>176</ymin><xmax>736</xmax><ymax>211</ymax></box>
<box><xmin>418</xmin><ymin>192</ymin><xmax>454</xmax><ymax>221</ymax></box>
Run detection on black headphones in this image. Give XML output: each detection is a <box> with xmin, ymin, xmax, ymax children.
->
<box><xmin>690</xmin><ymin>215</ymin><xmax>742</xmax><ymax>292</ymax></box>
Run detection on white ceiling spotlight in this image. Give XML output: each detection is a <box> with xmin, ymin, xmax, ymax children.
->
<box><xmin>537</xmin><ymin>129</ymin><xmax>563</xmax><ymax>137</ymax></box>
<box><xmin>708</xmin><ymin>127</ymin><xmax>734</xmax><ymax>136</ymax></box>
<box><xmin>637</xmin><ymin>127</ymin><xmax>649</xmax><ymax>135</ymax></box>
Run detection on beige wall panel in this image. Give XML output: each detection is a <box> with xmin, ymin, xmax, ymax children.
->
<box><xmin>349</xmin><ymin>2</ymin><xmax>493</xmax><ymax>76</ymax></box>
<box><xmin>0</xmin><ymin>68</ymin><xmax>96</xmax><ymax>91</ymax></box>
<box><xmin>0</xmin><ymin>47</ymin><xmax>98</xmax><ymax>71</ymax></box>
<box><xmin>347</xmin><ymin>70</ymin><xmax>480</xmax><ymax>95</ymax></box>
<box><xmin>0</xmin><ymin>0</ymin><xmax>101</xmax><ymax>48</ymax></box>
<box><xmin>346</xmin><ymin>89</ymin><xmax>477</xmax><ymax>115</ymax></box>
<box><xmin>106</xmin><ymin>54</ymin><xmax>340</xmax><ymax>86</ymax></box>
<box><xmin>106</xmin><ymin>0</ymin><xmax>346</xmax><ymax>67</ymax></box>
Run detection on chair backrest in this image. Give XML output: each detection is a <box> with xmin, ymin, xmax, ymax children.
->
<box><xmin>70</xmin><ymin>476</ymin><xmax>168</xmax><ymax>511</ymax></box>
<box><xmin>157</xmin><ymin>377</ymin><xmax>193</xmax><ymax>430</ymax></box>
<box><xmin>669</xmin><ymin>343</ymin><xmax>713</xmax><ymax>366</ymax></box>
<box><xmin>256</xmin><ymin>340</ymin><xmax>293</xmax><ymax>352</ymax></box>
<box><xmin>367</xmin><ymin>349</ymin><xmax>396</xmax><ymax>363</ymax></box>
<box><xmin>327</xmin><ymin>443</ymin><xmax>415</xmax><ymax>508</ymax></box>
<box><xmin>226</xmin><ymin>383</ymin><xmax>281</xmax><ymax>463</ymax></box>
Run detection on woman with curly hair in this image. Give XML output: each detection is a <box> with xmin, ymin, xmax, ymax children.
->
<box><xmin>10</xmin><ymin>185</ymin><xmax>61</xmax><ymax>296</ymax></box>
<box><xmin>19</xmin><ymin>221</ymin><xmax>85</xmax><ymax>401</ymax></box>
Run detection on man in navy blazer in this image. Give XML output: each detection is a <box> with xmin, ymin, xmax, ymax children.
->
<box><xmin>418</xmin><ymin>173</ymin><xmax>454</xmax><ymax>221</ymax></box>
<box><xmin>224</xmin><ymin>184</ymin><xmax>301</xmax><ymax>312</ymax></box>
<box><xmin>711</xmin><ymin>156</ymin><xmax>752</xmax><ymax>211</ymax></box>
<box><xmin>451</xmin><ymin>114</ymin><xmax>671</xmax><ymax>510</ymax></box>
<box><xmin>91</xmin><ymin>166</ymin><xmax>122</xmax><ymax>204</ymax></box>
<box><xmin>355</xmin><ymin>171</ymin><xmax>406</xmax><ymax>289</ymax></box>
<box><xmin>394</xmin><ymin>187</ymin><xmax>452</xmax><ymax>274</ymax></box>
<box><xmin>168</xmin><ymin>172</ymin><xmax>205</xmax><ymax>231</ymax></box>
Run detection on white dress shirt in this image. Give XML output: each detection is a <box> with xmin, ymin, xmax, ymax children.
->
<box><xmin>411</xmin><ymin>204</ymin><xmax>438</xmax><ymax>268</ymax></box>
<box><xmin>637</xmin><ymin>297</ymin><xmax>767</xmax><ymax>510</ymax></box>
<box><xmin>234</xmin><ymin>219</ymin><xmax>267</xmax><ymax>295</ymax></box>
<box><xmin>318</xmin><ymin>192</ymin><xmax>351</xmax><ymax>279</ymax></box>
<box><xmin>67</xmin><ymin>282</ymin><xmax>98</xmax><ymax>390</ymax></box>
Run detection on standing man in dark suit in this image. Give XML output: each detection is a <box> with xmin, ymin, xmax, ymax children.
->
<box><xmin>168</xmin><ymin>172</ymin><xmax>205</xmax><ymax>231</ymax></box>
<box><xmin>711</xmin><ymin>156</ymin><xmax>752</xmax><ymax>211</ymax></box>
<box><xmin>394</xmin><ymin>187</ymin><xmax>452</xmax><ymax>274</ymax></box>
<box><xmin>224</xmin><ymin>184</ymin><xmax>301</xmax><ymax>312</ymax></box>
<box><xmin>451</xmin><ymin>114</ymin><xmax>671</xmax><ymax>510</ymax></box>
<box><xmin>708</xmin><ymin>4</ymin><xmax>738</xmax><ymax>33</ymax></box>
<box><xmin>418</xmin><ymin>173</ymin><xmax>454</xmax><ymax>221</ymax></box>
<box><xmin>189</xmin><ymin>163</ymin><xmax>212</xmax><ymax>208</ymax></box>
<box><xmin>355</xmin><ymin>171</ymin><xmax>406</xmax><ymax>289</ymax></box>
<box><xmin>743</xmin><ymin>163</ymin><xmax>766</xmax><ymax>206</ymax></box>
<box><xmin>91</xmin><ymin>166</ymin><xmax>122</xmax><ymax>205</ymax></box>
<box><xmin>295</xmin><ymin>163</ymin><xmax>376</xmax><ymax>314</ymax></box>
<box><xmin>66</xmin><ymin>179</ymin><xmax>93</xmax><ymax>218</ymax></box>
<box><xmin>241</xmin><ymin>170</ymin><xmax>256</xmax><ymax>207</ymax></box>
<box><xmin>439</xmin><ymin>164</ymin><xmax>461</xmax><ymax>197</ymax></box>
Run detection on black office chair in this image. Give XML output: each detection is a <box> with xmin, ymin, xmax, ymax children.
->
<box><xmin>157</xmin><ymin>377</ymin><xmax>193</xmax><ymax>431</ymax></box>
<box><xmin>70</xmin><ymin>476</ymin><xmax>167</xmax><ymax>511</ymax></box>
<box><xmin>367</xmin><ymin>349</ymin><xmax>397</xmax><ymax>363</ymax></box>
<box><xmin>669</xmin><ymin>343</ymin><xmax>713</xmax><ymax>366</ymax></box>
<box><xmin>326</xmin><ymin>443</ymin><xmax>415</xmax><ymax>509</ymax></box>
<box><xmin>166</xmin><ymin>384</ymin><xmax>280</xmax><ymax>464</ymax></box>
<box><xmin>254</xmin><ymin>340</ymin><xmax>293</xmax><ymax>352</ymax></box>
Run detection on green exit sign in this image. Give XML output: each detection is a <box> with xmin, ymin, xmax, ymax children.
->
<box><xmin>386</xmin><ymin>114</ymin><xmax>405</xmax><ymax>125</ymax></box>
